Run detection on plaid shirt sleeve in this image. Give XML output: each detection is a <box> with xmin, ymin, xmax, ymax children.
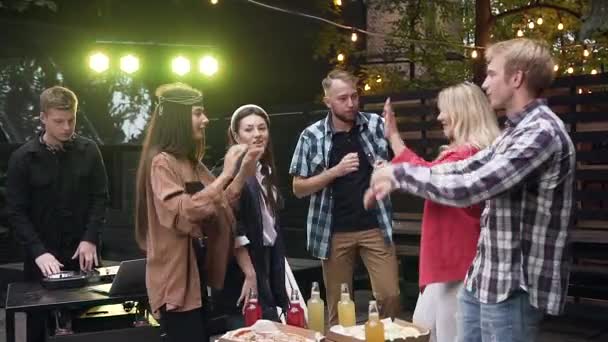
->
<box><xmin>392</xmin><ymin>122</ymin><xmax>557</xmax><ymax>207</ymax></box>
<box><xmin>289</xmin><ymin>132</ymin><xmax>312</xmax><ymax>178</ymax></box>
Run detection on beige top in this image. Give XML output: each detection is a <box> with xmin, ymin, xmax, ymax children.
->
<box><xmin>145</xmin><ymin>152</ymin><xmax>236</xmax><ymax>314</ymax></box>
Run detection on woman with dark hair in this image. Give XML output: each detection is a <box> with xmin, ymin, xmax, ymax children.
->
<box><xmin>218</xmin><ymin>104</ymin><xmax>289</xmax><ymax>326</ymax></box>
<box><xmin>134</xmin><ymin>83</ymin><xmax>263</xmax><ymax>342</ymax></box>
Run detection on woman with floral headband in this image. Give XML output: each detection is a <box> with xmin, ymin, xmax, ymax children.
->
<box><xmin>134</xmin><ymin>83</ymin><xmax>263</xmax><ymax>341</ymax></box>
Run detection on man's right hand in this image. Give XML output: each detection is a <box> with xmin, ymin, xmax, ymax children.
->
<box><xmin>35</xmin><ymin>253</ymin><xmax>64</xmax><ymax>277</ymax></box>
<box><xmin>331</xmin><ymin>152</ymin><xmax>359</xmax><ymax>177</ymax></box>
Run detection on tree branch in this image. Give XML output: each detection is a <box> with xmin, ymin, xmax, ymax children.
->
<box><xmin>494</xmin><ymin>3</ymin><xmax>581</xmax><ymax>20</ymax></box>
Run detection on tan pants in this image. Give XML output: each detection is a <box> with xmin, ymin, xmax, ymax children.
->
<box><xmin>322</xmin><ymin>228</ymin><xmax>401</xmax><ymax>326</ymax></box>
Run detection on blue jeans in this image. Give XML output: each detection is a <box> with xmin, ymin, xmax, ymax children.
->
<box><xmin>457</xmin><ymin>287</ymin><xmax>544</xmax><ymax>342</ymax></box>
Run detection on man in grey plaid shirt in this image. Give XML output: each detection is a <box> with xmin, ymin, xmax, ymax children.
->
<box><xmin>289</xmin><ymin>69</ymin><xmax>401</xmax><ymax>326</ymax></box>
<box><xmin>365</xmin><ymin>39</ymin><xmax>575</xmax><ymax>342</ymax></box>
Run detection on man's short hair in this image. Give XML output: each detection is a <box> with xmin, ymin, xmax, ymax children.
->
<box><xmin>40</xmin><ymin>86</ymin><xmax>78</xmax><ymax>113</ymax></box>
<box><xmin>485</xmin><ymin>38</ymin><xmax>555</xmax><ymax>95</ymax></box>
<box><xmin>322</xmin><ymin>69</ymin><xmax>358</xmax><ymax>95</ymax></box>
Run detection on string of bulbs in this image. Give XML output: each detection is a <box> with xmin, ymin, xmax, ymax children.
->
<box><xmin>208</xmin><ymin>0</ymin><xmax>603</xmax><ymax>74</ymax></box>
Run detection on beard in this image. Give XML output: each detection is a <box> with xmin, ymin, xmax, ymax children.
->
<box><xmin>331</xmin><ymin>108</ymin><xmax>356</xmax><ymax>124</ymax></box>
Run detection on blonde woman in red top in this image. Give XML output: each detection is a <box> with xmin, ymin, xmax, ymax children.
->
<box><xmin>383</xmin><ymin>82</ymin><xmax>500</xmax><ymax>342</ymax></box>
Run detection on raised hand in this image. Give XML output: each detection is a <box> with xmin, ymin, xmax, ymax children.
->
<box><xmin>223</xmin><ymin>144</ymin><xmax>248</xmax><ymax>178</ymax></box>
<box><xmin>382</xmin><ymin>98</ymin><xmax>398</xmax><ymax>140</ymax></box>
<box><xmin>240</xmin><ymin>142</ymin><xmax>265</xmax><ymax>177</ymax></box>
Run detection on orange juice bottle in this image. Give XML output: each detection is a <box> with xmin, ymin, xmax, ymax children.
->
<box><xmin>365</xmin><ymin>300</ymin><xmax>385</xmax><ymax>342</ymax></box>
<box><xmin>337</xmin><ymin>283</ymin><xmax>356</xmax><ymax>327</ymax></box>
<box><xmin>307</xmin><ymin>282</ymin><xmax>325</xmax><ymax>334</ymax></box>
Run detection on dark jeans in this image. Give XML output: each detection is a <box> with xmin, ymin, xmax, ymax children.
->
<box><xmin>159</xmin><ymin>307</ymin><xmax>208</xmax><ymax>342</ymax></box>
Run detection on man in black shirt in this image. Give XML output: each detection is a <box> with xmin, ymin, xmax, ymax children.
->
<box><xmin>6</xmin><ymin>86</ymin><xmax>109</xmax><ymax>341</ymax></box>
<box><xmin>290</xmin><ymin>70</ymin><xmax>400</xmax><ymax>325</ymax></box>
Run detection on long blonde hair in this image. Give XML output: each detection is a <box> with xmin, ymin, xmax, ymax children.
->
<box><xmin>437</xmin><ymin>82</ymin><xmax>500</xmax><ymax>150</ymax></box>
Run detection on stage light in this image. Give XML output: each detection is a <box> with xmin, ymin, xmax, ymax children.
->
<box><xmin>172</xmin><ymin>56</ymin><xmax>191</xmax><ymax>76</ymax></box>
<box><xmin>120</xmin><ymin>54</ymin><xmax>139</xmax><ymax>74</ymax></box>
<box><xmin>89</xmin><ymin>52</ymin><xmax>109</xmax><ymax>73</ymax></box>
<box><xmin>199</xmin><ymin>56</ymin><xmax>219</xmax><ymax>76</ymax></box>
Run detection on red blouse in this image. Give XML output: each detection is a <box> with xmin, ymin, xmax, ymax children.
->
<box><xmin>392</xmin><ymin>145</ymin><xmax>481</xmax><ymax>289</ymax></box>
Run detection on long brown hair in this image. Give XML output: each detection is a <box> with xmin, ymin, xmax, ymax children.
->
<box><xmin>228</xmin><ymin>106</ymin><xmax>281</xmax><ymax>217</ymax></box>
<box><xmin>134</xmin><ymin>83</ymin><xmax>204</xmax><ymax>251</ymax></box>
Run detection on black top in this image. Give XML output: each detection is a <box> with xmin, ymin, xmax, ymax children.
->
<box><xmin>6</xmin><ymin>134</ymin><xmax>109</xmax><ymax>280</ymax></box>
<box><xmin>328</xmin><ymin>130</ymin><xmax>378</xmax><ymax>232</ymax></box>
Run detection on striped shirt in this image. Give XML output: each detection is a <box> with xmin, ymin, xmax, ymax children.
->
<box><xmin>289</xmin><ymin>112</ymin><xmax>392</xmax><ymax>259</ymax></box>
<box><xmin>391</xmin><ymin>99</ymin><xmax>575</xmax><ymax>315</ymax></box>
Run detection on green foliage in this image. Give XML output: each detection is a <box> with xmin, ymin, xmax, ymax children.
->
<box><xmin>315</xmin><ymin>0</ymin><xmax>607</xmax><ymax>94</ymax></box>
<box><xmin>0</xmin><ymin>0</ymin><xmax>56</xmax><ymax>12</ymax></box>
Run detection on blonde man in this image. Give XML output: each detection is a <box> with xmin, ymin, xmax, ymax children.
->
<box><xmin>365</xmin><ymin>38</ymin><xmax>575</xmax><ymax>342</ymax></box>
<box><xmin>7</xmin><ymin>86</ymin><xmax>109</xmax><ymax>341</ymax></box>
<box><xmin>289</xmin><ymin>69</ymin><xmax>401</xmax><ymax>326</ymax></box>
<box><xmin>383</xmin><ymin>82</ymin><xmax>500</xmax><ymax>342</ymax></box>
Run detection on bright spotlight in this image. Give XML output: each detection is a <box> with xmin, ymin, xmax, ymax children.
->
<box><xmin>172</xmin><ymin>56</ymin><xmax>191</xmax><ymax>76</ymax></box>
<box><xmin>120</xmin><ymin>54</ymin><xmax>139</xmax><ymax>74</ymax></box>
<box><xmin>199</xmin><ymin>56</ymin><xmax>219</xmax><ymax>76</ymax></box>
<box><xmin>89</xmin><ymin>52</ymin><xmax>109</xmax><ymax>73</ymax></box>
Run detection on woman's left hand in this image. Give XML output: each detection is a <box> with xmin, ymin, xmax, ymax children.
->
<box><xmin>237</xmin><ymin>272</ymin><xmax>258</xmax><ymax>313</ymax></box>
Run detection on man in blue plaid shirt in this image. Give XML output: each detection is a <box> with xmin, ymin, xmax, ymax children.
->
<box><xmin>289</xmin><ymin>69</ymin><xmax>400</xmax><ymax>326</ymax></box>
<box><xmin>365</xmin><ymin>39</ymin><xmax>575</xmax><ymax>342</ymax></box>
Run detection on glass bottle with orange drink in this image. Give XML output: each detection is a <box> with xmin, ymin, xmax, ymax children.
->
<box><xmin>365</xmin><ymin>300</ymin><xmax>385</xmax><ymax>342</ymax></box>
<box><xmin>337</xmin><ymin>283</ymin><xmax>356</xmax><ymax>327</ymax></box>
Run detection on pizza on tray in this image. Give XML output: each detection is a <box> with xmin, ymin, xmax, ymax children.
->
<box><xmin>224</xmin><ymin>328</ymin><xmax>313</xmax><ymax>342</ymax></box>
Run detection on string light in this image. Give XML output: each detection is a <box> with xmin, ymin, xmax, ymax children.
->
<box><xmin>528</xmin><ymin>21</ymin><xmax>535</xmax><ymax>29</ymax></box>
<box><xmin>578</xmin><ymin>88</ymin><xmax>583</xmax><ymax>94</ymax></box>
<box><xmin>210</xmin><ymin>0</ymin><xmax>218</xmax><ymax>4</ymax></box>
<box><xmin>567</xmin><ymin>66</ymin><xmax>574</xmax><ymax>74</ymax></box>
<box><xmin>537</xmin><ymin>18</ymin><xmax>543</xmax><ymax>25</ymax></box>
<box><xmin>351</xmin><ymin>32</ymin><xmax>358</xmax><ymax>42</ymax></box>
<box><xmin>337</xmin><ymin>53</ymin><xmax>345</xmax><ymax>62</ymax></box>
<box><xmin>558</xmin><ymin>23</ymin><xmax>564</xmax><ymax>30</ymax></box>
<box><xmin>471</xmin><ymin>50</ymin><xmax>478</xmax><ymax>59</ymax></box>
<box><xmin>517</xmin><ymin>29</ymin><xmax>524</xmax><ymax>37</ymax></box>
<box><xmin>554</xmin><ymin>65</ymin><xmax>559</xmax><ymax>72</ymax></box>
<box><xmin>591</xmin><ymin>69</ymin><xmax>598</xmax><ymax>75</ymax></box>
<box><xmin>334</xmin><ymin>0</ymin><xmax>342</xmax><ymax>6</ymax></box>
<box><xmin>583</xmin><ymin>49</ymin><xmax>590</xmax><ymax>57</ymax></box>
<box><xmin>364</xmin><ymin>84</ymin><xmax>371</xmax><ymax>91</ymax></box>
<box><xmin>376</xmin><ymin>76</ymin><xmax>382</xmax><ymax>83</ymax></box>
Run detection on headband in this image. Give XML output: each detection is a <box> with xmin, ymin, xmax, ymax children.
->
<box><xmin>230</xmin><ymin>104</ymin><xmax>270</xmax><ymax>136</ymax></box>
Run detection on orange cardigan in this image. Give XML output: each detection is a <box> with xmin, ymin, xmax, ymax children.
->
<box><xmin>144</xmin><ymin>152</ymin><xmax>236</xmax><ymax>314</ymax></box>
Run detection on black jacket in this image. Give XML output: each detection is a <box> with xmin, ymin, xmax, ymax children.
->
<box><xmin>6</xmin><ymin>134</ymin><xmax>109</xmax><ymax>279</ymax></box>
<box><xmin>214</xmin><ymin>161</ymin><xmax>289</xmax><ymax>314</ymax></box>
